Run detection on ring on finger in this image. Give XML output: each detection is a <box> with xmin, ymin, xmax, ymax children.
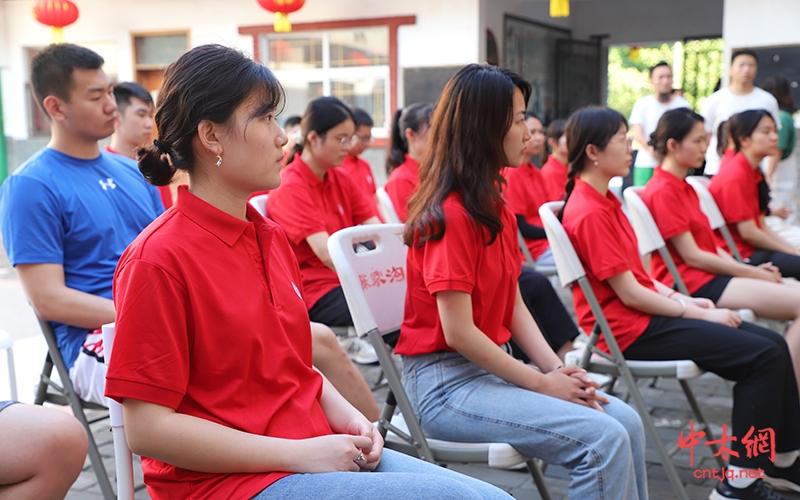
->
<box><xmin>354</xmin><ymin>451</ymin><xmax>366</xmax><ymax>464</ymax></box>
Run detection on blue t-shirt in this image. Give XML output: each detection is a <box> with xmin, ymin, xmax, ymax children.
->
<box><xmin>0</xmin><ymin>148</ymin><xmax>164</xmax><ymax>368</ymax></box>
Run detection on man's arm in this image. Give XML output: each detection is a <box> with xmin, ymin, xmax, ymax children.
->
<box><xmin>16</xmin><ymin>263</ymin><xmax>115</xmax><ymax>328</ymax></box>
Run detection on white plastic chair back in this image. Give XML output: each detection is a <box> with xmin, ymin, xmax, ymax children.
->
<box><xmin>375</xmin><ymin>187</ymin><xmax>401</xmax><ymax>224</ymax></box>
<box><xmin>538</xmin><ymin>201</ymin><xmax>585</xmax><ymax>288</ymax></box>
<box><xmin>101</xmin><ymin>323</ymin><xmax>134</xmax><ymax>500</ymax></box>
<box><xmin>685</xmin><ymin>176</ymin><xmax>724</xmax><ymax>229</ymax></box>
<box><xmin>0</xmin><ymin>329</ymin><xmax>16</xmax><ymax>400</ymax></box>
<box><xmin>327</xmin><ymin>224</ymin><xmax>407</xmax><ymax>338</ymax></box>
<box><xmin>248</xmin><ymin>194</ymin><xmax>268</xmax><ymax>218</ymax></box>
<box><xmin>623</xmin><ymin>187</ymin><xmax>665</xmax><ymax>256</ymax></box>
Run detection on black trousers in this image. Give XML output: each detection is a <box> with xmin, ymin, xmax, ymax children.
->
<box><xmin>748</xmin><ymin>249</ymin><xmax>800</xmax><ymax>280</ymax></box>
<box><xmin>624</xmin><ymin>316</ymin><xmax>800</xmax><ymax>468</ymax></box>
<box><xmin>511</xmin><ymin>268</ymin><xmax>580</xmax><ymax>363</ymax></box>
<box><xmin>308</xmin><ymin>286</ymin><xmax>353</xmax><ymax>327</ymax></box>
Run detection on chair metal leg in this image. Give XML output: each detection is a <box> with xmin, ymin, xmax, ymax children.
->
<box><xmin>34</xmin><ymin>354</ymin><xmax>53</xmax><ymax>405</ymax></box>
<box><xmin>6</xmin><ymin>347</ymin><xmax>17</xmax><ymax>401</ymax></box>
<box><xmin>526</xmin><ymin>459</ymin><xmax>553</xmax><ymax>500</ymax></box>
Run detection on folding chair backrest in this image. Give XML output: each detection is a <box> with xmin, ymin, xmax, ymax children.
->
<box><xmin>685</xmin><ymin>176</ymin><xmax>743</xmax><ymax>262</ymax></box>
<box><xmin>623</xmin><ymin>187</ymin><xmax>690</xmax><ymax>295</ymax></box>
<box><xmin>101</xmin><ymin>323</ymin><xmax>134</xmax><ymax>500</ymax></box>
<box><xmin>327</xmin><ymin>224</ymin><xmax>407</xmax><ymax>337</ymax></box>
<box><xmin>249</xmin><ymin>194</ymin><xmax>268</xmax><ymax>218</ymax></box>
<box><xmin>375</xmin><ymin>187</ymin><xmax>401</xmax><ymax>224</ymax></box>
<box><xmin>538</xmin><ymin>201</ymin><xmax>585</xmax><ymax>288</ymax></box>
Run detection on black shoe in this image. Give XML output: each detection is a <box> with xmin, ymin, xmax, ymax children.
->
<box><xmin>709</xmin><ymin>479</ymin><xmax>784</xmax><ymax>500</ymax></box>
<box><xmin>765</xmin><ymin>458</ymin><xmax>800</xmax><ymax>493</ymax></box>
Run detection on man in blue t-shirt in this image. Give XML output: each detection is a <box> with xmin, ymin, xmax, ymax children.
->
<box><xmin>0</xmin><ymin>44</ymin><xmax>163</xmax><ymax>405</ymax></box>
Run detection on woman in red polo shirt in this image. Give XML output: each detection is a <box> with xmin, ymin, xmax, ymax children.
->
<box><xmin>398</xmin><ymin>64</ymin><xmax>648</xmax><ymax>500</ymax></box>
<box><xmin>709</xmin><ymin>109</ymin><xmax>800</xmax><ymax>279</ymax></box>
<box><xmin>267</xmin><ymin>97</ymin><xmax>381</xmax><ymax>363</ymax></box>
<box><xmin>642</xmin><ymin>108</ymin><xmax>800</xmax><ymax>392</ymax></box>
<box><xmin>105</xmin><ymin>44</ymin><xmax>509</xmax><ymax>500</ymax></box>
<box><xmin>540</xmin><ymin>119</ymin><xmax>569</xmax><ymax>201</ymax></box>
<box><xmin>384</xmin><ymin>102</ymin><xmax>433</xmax><ymax>222</ymax></box>
<box><xmin>562</xmin><ymin>106</ymin><xmax>800</xmax><ymax>499</ymax></box>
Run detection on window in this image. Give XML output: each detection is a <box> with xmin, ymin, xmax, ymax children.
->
<box><xmin>260</xmin><ymin>27</ymin><xmax>390</xmax><ymax>130</ymax></box>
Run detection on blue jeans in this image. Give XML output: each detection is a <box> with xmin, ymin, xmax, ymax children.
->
<box><xmin>253</xmin><ymin>449</ymin><xmax>511</xmax><ymax>499</ymax></box>
<box><xmin>402</xmin><ymin>351</ymin><xmax>648</xmax><ymax>500</ymax></box>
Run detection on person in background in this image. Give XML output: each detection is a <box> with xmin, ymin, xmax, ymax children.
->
<box><xmin>562</xmin><ymin>105</ymin><xmax>800</xmax><ymax>500</ymax></box>
<box><xmin>702</xmin><ymin>49</ymin><xmax>781</xmax><ymax>177</ymax></box>
<box><xmin>629</xmin><ymin>61</ymin><xmax>689</xmax><ymax>186</ymax></box>
<box><xmin>540</xmin><ymin>118</ymin><xmax>569</xmax><ymax>201</ymax></box>
<box><xmin>399</xmin><ymin>64</ymin><xmax>647</xmax><ymax>500</ymax></box>
<box><xmin>0</xmin><ymin>401</ymin><xmax>87</xmax><ymax>499</ymax></box>
<box><xmin>106</xmin><ymin>44</ymin><xmax>508</xmax><ymax>500</ymax></box>
<box><xmin>268</xmin><ymin>97</ymin><xmax>381</xmax><ymax>365</ymax></box>
<box><xmin>384</xmin><ymin>102</ymin><xmax>433</xmax><ymax>222</ymax></box>
<box><xmin>281</xmin><ymin>115</ymin><xmax>302</xmax><ymax>166</ymax></box>
<box><xmin>341</xmin><ymin>107</ymin><xmax>381</xmax><ymax>220</ymax></box>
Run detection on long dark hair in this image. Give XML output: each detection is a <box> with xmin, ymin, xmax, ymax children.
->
<box><xmin>728</xmin><ymin>109</ymin><xmax>774</xmax><ymax>153</ymax></box>
<box><xmin>138</xmin><ymin>44</ymin><xmax>283</xmax><ymax>185</ymax></box>
<box><xmin>649</xmin><ymin>108</ymin><xmax>705</xmax><ymax>160</ymax></box>
<box><xmin>761</xmin><ymin>75</ymin><xmax>796</xmax><ymax>113</ymax></box>
<box><xmin>404</xmin><ymin>64</ymin><xmax>531</xmax><ymax>247</ymax></box>
<box><xmin>290</xmin><ymin>96</ymin><xmax>355</xmax><ymax>160</ymax></box>
<box><xmin>716</xmin><ymin>120</ymin><xmax>730</xmax><ymax>157</ymax></box>
<box><xmin>386</xmin><ymin>102</ymin><xmax>433</xmax><ymax>174</ymax></box>
<box><xmin>542</xmin><ymin>118</ymin><xmax>567</xmax><ymax>164</ymax></box>
<box><xmin>561</xmin><ymin>107</ymin><xmax>627</xmax><ymax>216</ymax></box>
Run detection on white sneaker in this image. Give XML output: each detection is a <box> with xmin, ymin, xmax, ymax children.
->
<box><xmin>338</xmin><ymin>336</ymin><xmax>379</xmax><ymax>365</ymax></box>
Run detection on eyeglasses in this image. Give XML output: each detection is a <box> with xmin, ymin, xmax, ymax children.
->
<box><xmin>611</xmin><ymin>135</ymin><xmax>634</xmax><ymax>150</ymax></box>
<box><xmin>321</xmin><ymin>133</ymin><xmax>357</xmax><ymax>149</ymax></box>
<box><xmin>354</xmin><ymin>134</ymin><xmax>373</xmax><ymax>144</ymax></box>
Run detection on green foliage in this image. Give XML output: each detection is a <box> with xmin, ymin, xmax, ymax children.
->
<box><xmin>607</xmin><ymin>43</ymin><xmax>675</xmax><ymax>120</ymax></box>
<box><xmin>682</xmin><ymin>38</ymin><xmax>724</xmax><ymax>111</ymax></box>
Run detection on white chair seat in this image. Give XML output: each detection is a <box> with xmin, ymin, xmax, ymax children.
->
<box><xmin>385</xmin><ymin>413</ymin><xmax>528</xmax><ymax>469</ymax></box>
<box><xmin>565</xmin><ymin>348</ymin><xmax>703</xmax><ymax>380</ymax></box>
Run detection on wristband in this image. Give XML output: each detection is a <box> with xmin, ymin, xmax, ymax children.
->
<box><xmin>676</xmin><ymin>297</ymin><xmax>687</xmax><ymax>318</ymax></box>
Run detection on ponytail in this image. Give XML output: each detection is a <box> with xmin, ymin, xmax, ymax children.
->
<box><xmin>138</xmin><ymin>140</ymin><xmax>182</xmax><ymax>186</ymax></box>
<box><xmin>386</xmin><ymin>102</ymin><xmax>434</xmax><ymax>175</ymax></box>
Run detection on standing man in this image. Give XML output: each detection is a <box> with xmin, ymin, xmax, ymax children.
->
<box><xmin>629</xmin><ymin>61</ymin><xmax>690</xmax><ymax>186</ymax></box>
<box><xmin>0</xmin><ymin>44</ymin><xmax>163</xmax><ymax>405</ymax></box>
<box><xmin>702</xmin><ymin>49</ymin><xmax>781</xmax><ymax>176</ymax></box>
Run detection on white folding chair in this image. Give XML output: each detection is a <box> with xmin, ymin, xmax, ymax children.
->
<box><xmin>101</xmin><ymin>323</ymin><xmax>134</xmax><ymax>500</ymax></box>
<box><xmin>0</xmin><ymin>329</ymin><xmax>17</xmax><ymax>400</ymax></box>
<box><xmin>328</xmin><ymin>224</ymin><xmax>552</xmax><ymax>500</ymax></box>
<box><xmin>539</xmin><ymin>201</ymin><xmax>725</xmax><ymax>500</ymax></box>
<box><xmin>685</xmin><ymin>176</ymin><xmax>744</xmax><ymax>262</ymax></box>
<box><xmin>249</xmin><ymin>193</ymin><xmax>269</xmax><ymax>218</ymax></box>
<box><xmin>624</xmin><ymin>187</ymin><xmax>755</xmax><ymax>322</ymax></box>
<box><xmin>375</xmin><ymin>187</ymin><xmax>401</xmax><ymax>224</ymax></box>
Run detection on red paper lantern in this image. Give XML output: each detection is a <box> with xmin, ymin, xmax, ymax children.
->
<box><xmin>32</xmin><ymin>0</ymin><xmax>79</xmax><ymax>42</ymax></box>
<box><xmin>257</xmin><ymin>0</ymin><xmax>306</xmax><ymax>32</ymax></box>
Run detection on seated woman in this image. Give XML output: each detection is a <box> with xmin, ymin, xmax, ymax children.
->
<box><xmin>0</xmin><ymin>401</ymin><xmax>87</xmax><ymax>499</ymax></box>
<box><xmin>709</xmin><ymin>110</ymin><xmax>800</xmax><ymax>279</ymax></box>
<box><xmin>642</xmin><ymin>107</ymin><xmax>800</xmax><ymax>392</ymax></box>
<box><xmin>105</xmin><ymin>44</ymin><xmax>510</xmax><ymax>500</ymax></box>
<box><xmin>540</xmin><ymin>119</ymin><xmax>569</xmax><ymax>201</ymax></box>
<box><xmin>267</xmin><ymin>97</ymin><xmax>381</xmax><ymax>364</ymax></box>
<box><xmin>561</xmin><ymin>106</ymin><xmax>800</xmax><ymax>499</ymax></box>
<box><xmin>398</xmin><ymin>63</ymin><xmax>647</xmax><ymax>500</ymax></box>
<box><xmin>384</xmin><ymin>102</ymin><xmax>433</xmax><ymax>223</ymax></box>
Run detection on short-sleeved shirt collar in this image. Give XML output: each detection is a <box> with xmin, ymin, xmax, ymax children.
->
<box><xmin>572</xmin><ymin>177</ymin><xmax>620</xmax><ymax>211</ymax></box>
<box><xmin>290</xmin><ymin>153</ymin><xmax>325</xmax><ymax>189</ymax></box>
<box><xmin>174</xmin><ymin>185</ymin><xmax>250</xmax><ymax>247</ymax></box>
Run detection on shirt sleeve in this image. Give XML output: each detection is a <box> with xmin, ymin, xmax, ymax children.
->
<box><xmin>421</xmin><ymin>207</ymin><xmax>479</xmax><ymax>295</ymax></box>
<box><xmin>712</xmin><ymin>175</ymin><xmax>758</xmax><ymax>224</ymax></box>
<box><xmin>646</xmin><ymin>185</ymin><xmax>692</xmax><ymax>240</ymax></box>
<box><xmin>570</xmin><ymin>212</ymin><xmax>633</xmax><ymax>282</ymax></box>
<box><xmin>267</xmin><ymin>182</ymin><xmax>327</xmax><ymax>245</ymax></box>
<box><xmin>629</xmin><ymin>98</ymin><xmax>646</xmax><ymax>125</ymax></box>
<box><xmin>106</xmin><ymin>258</ymin><xmax>190</xmax><ymax>409</ymax></box>
<box><xmin>0</xmin><ymin>175</ymin><xmax>65</xmax><ymax>266</ymax></box>
<box><xmin>701</xmin><ymin>92</ymin><xmax>719</xmax><ymax>133</ymax></box>
<box><xmin>385</xmin><ymin>176</ymin><xmax>415</xmax><ymax>223</ymax></box>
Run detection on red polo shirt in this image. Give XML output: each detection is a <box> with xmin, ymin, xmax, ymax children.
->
<box><xmin>384</xmin><ymin>155</ymin><xmax>420</xmax><ymax>222</ymax></box>
<box><xmin>562</xmin><ymin>178</ymin><xmax>655</xmax><ymax>354</ymax></box>
<box><xmin>708</xmin><ymin>152</ymin><xmax>763</xmax><ymax>259</ymax></box>
<box><xmin>504</xmin><ymin>162</ymin><xmax>551</xmax><ymax>260</ymax></box>
<box><xmin>641</xmin><ymin>167</ymin><xmax>718</xmax><ymax>293</ymax></box>
<box><xmin>106</xmin><ymin>186</ymin><xmax>331</xmax><ymax>500</ymax></box>
<box><xmin>340</xmin><ymin>154</ymin><xmax>382</xmax><ymax>222</ymax></box>
<box><xmin>267</xmin><ymin>153</ymin><xmax>377</xmax><ymax>309</ymax></box>
<box><xmin>541</xmin><ymin>154</ymin><xmax>569</xmax><ymax>202</ymax></box>
<box><xmin>396</xmin><ymin>193</ymin><xmax>521</xmax><ymax>356</ymax></box>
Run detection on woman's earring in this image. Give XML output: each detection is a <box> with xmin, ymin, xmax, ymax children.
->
<box><xmin>216</xmin><ymin>154</ymin><xmax>223</xmax><ymax>167</ymax></box>
<box><xmin>593</xmin><ymin>161</ymin><xmax>598</xmax><ymax>166</ymax></box>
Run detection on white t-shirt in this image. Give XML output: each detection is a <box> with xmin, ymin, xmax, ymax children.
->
<box><xmin>701</xmin><ymin>87</ymin><xmax>781</xmax><ymax>175</ymax></box>
<box><xmin>629</xmin><ymin>95</ymin><xmax>691</xmax><ymax>167</ymax></box>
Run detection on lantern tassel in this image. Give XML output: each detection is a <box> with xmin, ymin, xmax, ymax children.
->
<box><xmin>274</xmin><ymin>12</ymin><xmax>292</xmax><ymax>32</ymax></box>
<box><xmin>550</xmin><ymin>0</ymin><xmax>569</xmax><ymax>17</ymax></box>
<box><xmin>51</xmin><ymin>26</ymin><xmax>65</xmax><ymax>43</ymax></box>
